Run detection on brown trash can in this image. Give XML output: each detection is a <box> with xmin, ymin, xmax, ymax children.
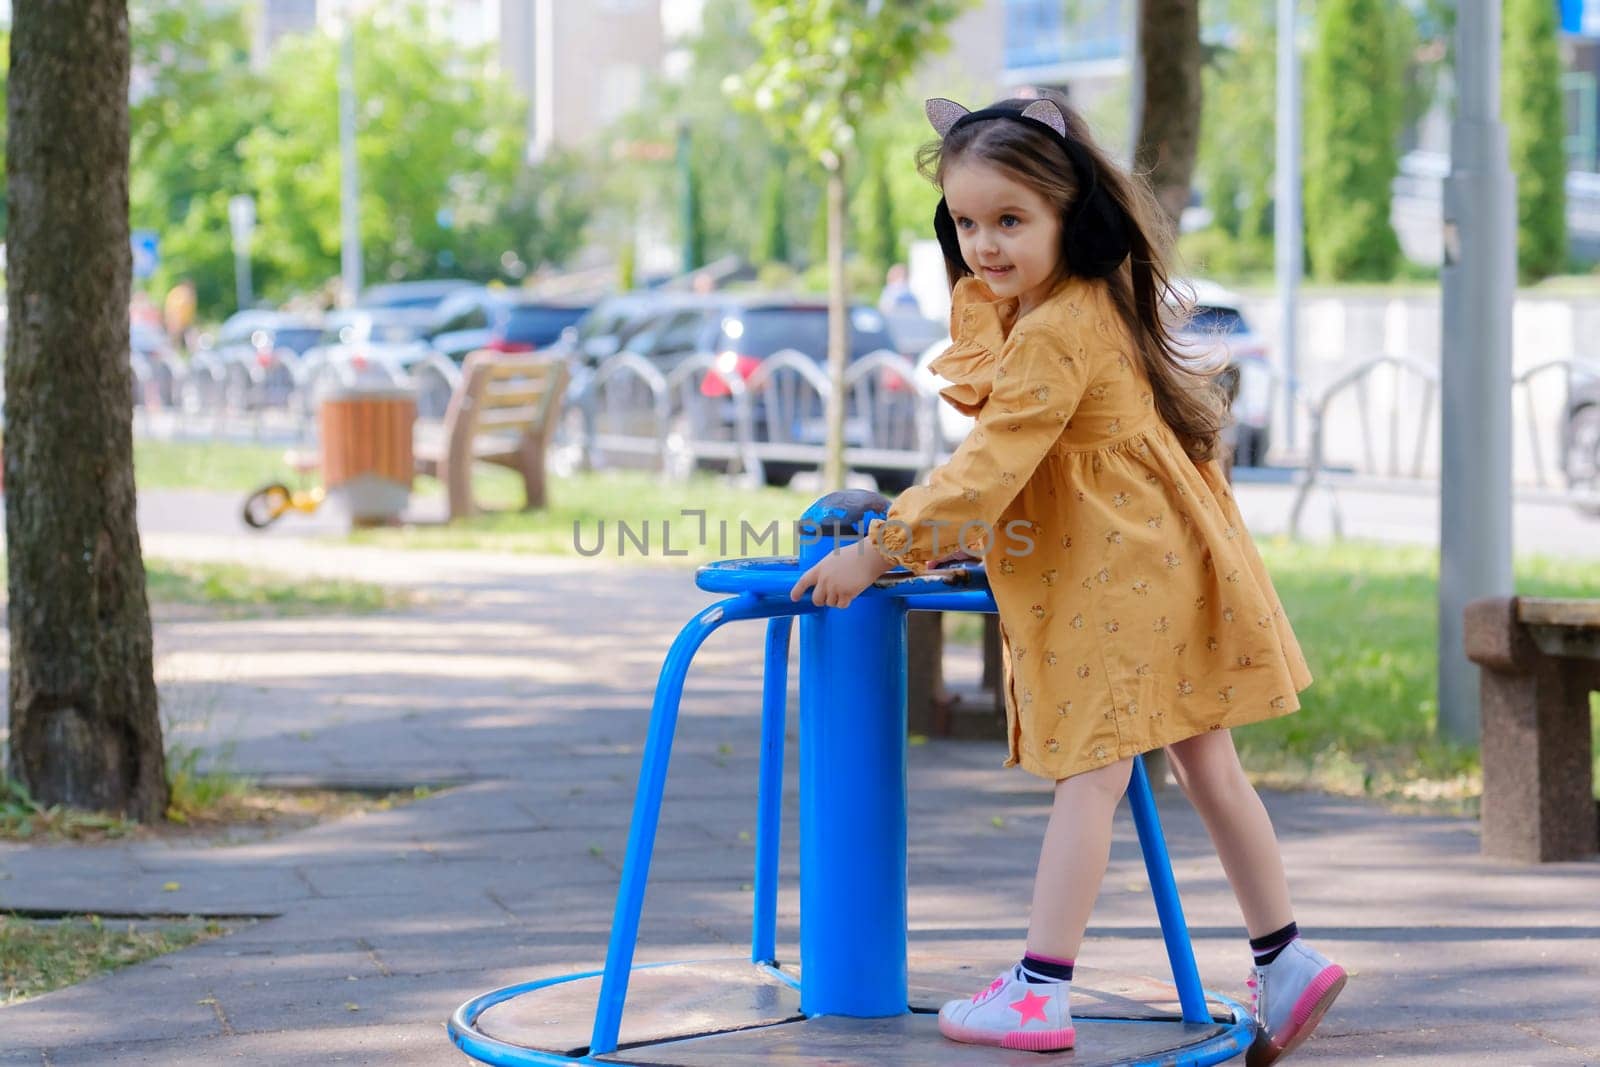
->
<box><xmin>318</xmin><ymin>384</ymin><xmax>416</xmax><ymax>525</ymax></box>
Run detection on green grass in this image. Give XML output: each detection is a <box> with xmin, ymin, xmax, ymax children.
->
<box><xmin>0</xmin><ymin>775</ymin><xmax>135</xmax><ymax>841</ymax></box>
<box><xmin>135</xmin><ymin>440</ymin><xmax>816</xmax><ymax>564</ymax></box>
<box><xmin>1</xmin><ymin>553</ymin><xmax>403</xmax><ymax>624</ymax></box>
<box><xmin>135</xmin><ymin>438</ymin><xmax>296</xmax><ymax>494</ymax></box>
<box><xmin>2</xmin><ymin>747</ymin><xmax>441</xmax><ymax>843</ymax></box>
<box><xmin>1</xmin><ymin>745</ymin><xmax>250</xmax><ymax>841</ymax></box>
<box><xmin>162</xmin><ymin>743</ymin><xmax>251</xmax><ymax>827</ymax></box>
<box><xmin>953</xmin><ymin>540</ymin><xmax>1600</xmax><ymax>806</ymax></box>
<box><xmin>350</xmin><ymin>468</ymin><xmax>816</xmax><ymax>563</ymax></box>
<box><xmin>146</xmin><ymin>558</ymin><xmax>410</xmax><ymax>617</ymax></box>
<box><xmin>1</xmin><ymin>913</ymin><xmax>227</xmax><ymax>1005</ymax></box>
<box><xmin>1247</xmin><ymin>540</ymin><xmax>1600</xmax><ymax>800</ymax></box>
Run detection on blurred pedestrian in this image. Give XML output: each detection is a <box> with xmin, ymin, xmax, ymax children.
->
<box><xmin>877</xmin><ymin>262</ymin><xmax>921</xmax><ymax>315</ymax></box>
<box><xmin>163</xmin><ymin>278</ymin><xmax>197</xmax><ymax>352</ymax></box>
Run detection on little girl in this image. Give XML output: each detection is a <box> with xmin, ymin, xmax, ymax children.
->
<box><xmin>790</xmin><ymin>92</ymin><xmax>1347</xmax><ymax>1065</ymax></box>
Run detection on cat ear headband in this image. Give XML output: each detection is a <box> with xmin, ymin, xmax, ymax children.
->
<box><xmin>926</xmin><ymin>96</ymin><xmax>1131</xmax><ymax>281</ymax></box>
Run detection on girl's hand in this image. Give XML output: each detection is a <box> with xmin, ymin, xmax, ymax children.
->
<box><xmin>789</xmin><ymin>542</ymin><xmax>896</xmax><ymax>608</ymax></box>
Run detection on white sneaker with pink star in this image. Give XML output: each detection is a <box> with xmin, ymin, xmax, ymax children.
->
<box><xmin>937</xmin><ymin>964</ymin><xmax>1075</xmax><ymax>1051</ymax></box>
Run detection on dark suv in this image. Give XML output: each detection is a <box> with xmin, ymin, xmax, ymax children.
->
<box><xmin>621</xmin><ymin>297</ymin><xmax>895</xmax><ymax>381</ymax></box>
<box><xmin>617</xmin><ymin>297</ymin><xmax>912</xmax><ymax>487</ymax></box>
<box><xmin>427</xmin><ymin>287</ymin><xmax>591</xmax><ymax>362</ymax></box>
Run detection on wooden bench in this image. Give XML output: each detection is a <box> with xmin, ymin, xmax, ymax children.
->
<box><xmin>414</xmin><ymin>350</ymin><xmax>570</xmax><ymax>521</ymax></box>
<box><xmin>1464</xmin><ymin>596</ymin><xmax>1600</xmax><ymax>862</ymax></box>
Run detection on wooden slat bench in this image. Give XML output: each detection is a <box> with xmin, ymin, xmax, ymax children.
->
<box><xmin>1464</xmin><ymin>596</ymin><xmax>1600</xmax><ymax>862</ymax></box>
<box><xmin>414</xmin><ymin>350</ymin><xmax>570</xmax><ymax>522</ymax></box>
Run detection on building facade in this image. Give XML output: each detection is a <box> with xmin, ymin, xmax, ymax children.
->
<box><xmin>252</xmin><ymin>0</ymin><xmax>664</xmax><ymax>160</ymax></box>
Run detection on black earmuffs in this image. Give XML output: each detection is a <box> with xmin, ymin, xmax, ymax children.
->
<box><xmin>931</xmin><ymin>105</ymin><xmax>1131</xmax><ymax>282</ymax></box>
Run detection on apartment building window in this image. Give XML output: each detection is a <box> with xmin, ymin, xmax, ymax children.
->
<box><xmin>1566</xmin><ymin>71</ymin><xmax>1598</xmax><ymax>173</ymax></box>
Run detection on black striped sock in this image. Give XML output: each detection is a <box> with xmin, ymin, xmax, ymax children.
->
<box><xmin>1250</xmin><ymin>921</ymin><xmax>1299</xmax><ymax>966</ymax></box>
<box><xmin>1019</xmin><ymin>953</ymin><xmax>1075</xmax><ymax>983</ymax></box>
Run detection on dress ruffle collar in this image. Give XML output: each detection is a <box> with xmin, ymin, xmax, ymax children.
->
<box><xmin>929</xmin><ymin>277</ymin><xmax>1019</xmax><ymax>415</ymax></box>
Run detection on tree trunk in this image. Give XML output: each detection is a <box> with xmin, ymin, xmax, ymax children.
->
<box><xmin>6</xmin><ymin>0</ymin><xmax>166</xmax><ymax>821</ymax></box>
<box><xmin>1134</xmin><ymin>0</ymin><xmax>1204</xmax><ymax>233</ymax></box>
<box><xmin>823</xmin><ymin>158</ymin><xmax>847</xmax><ymax>491</ymax></box>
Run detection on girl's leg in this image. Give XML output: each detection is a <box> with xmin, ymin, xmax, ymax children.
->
<box><xmin>1163</xmin><ymin>729</ymin><xmax>1293</xmax><ymax>938</ymax></box>
<box><xmin>1165</xmin><ymin>730</ymin><xmax>1347</xmax><ymax>1065</ymax></box>
<box><xmin>1025</xmin><ymin>757</ymin><xmax>1135</xmax><ymax>960</ymax></box>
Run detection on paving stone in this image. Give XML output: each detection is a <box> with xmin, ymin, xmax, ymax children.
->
<box><xmin>35</xmin><ymin>1022</ymin><xmax>471</xmax><ymax>1066</ymax></box>
<box><xmin>3</xmin><ymin>512</ymin><xmax>1594</xmax><ymax>1065</ymax></box>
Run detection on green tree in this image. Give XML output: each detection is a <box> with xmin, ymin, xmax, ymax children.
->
<box><xmin>1193</xmin><ymin>0</ymin><xmax>1276</xmax><ymax>276</ymax></box>
<box><xmin>730</xmin><ymin>0</ymin><xmax>969</xmax><ymax>488</ymax></box>
<box><xmin>128</xmin><ymin>0</ymin><xmax>268</xmax><ymax>316</ymax></box>
<box><xmin>859</xmin><ymin>85</ymin><xmax>950</xmax><ymax>278</ymax></box>
<box><xmin>1304</xmin><ymin>0</ymin><xmax>1406</xmax><ymax>280</ymax></box>
<box><xmin>608</xmin><ymin>0</ymin><xmax>803</xmax><ymax>275</ymax></box>
<box><xmin>618</xmin><ymin>237</ymin><xmax>637</xmax><ymax>290</ymax></box>
<box><xmin>0</xmin><ymin>30</ymin><xmax>9</xmax><ymax>235</ymax></box>
<box><xmin>756</xmin><ymin>152</ymin><xmax>792</xmax><ymax>266</ymax></box>
<box><xmin>857</xmin><ymin>142</ymin><xmax>898</xmax><ymax>280</ymax></box>
<box><xmin>1503</xmin><ymin>0</ymin><xmax>1568</xmax><ymax>281</ymax></box>
<box><xmin>242</xmin><ymin>11</ymin><xmax>526</xmax><ymax>298</ymax></box>
<box><xmin>451</xmin><ymin>149</ymin><xmax>598</xmax><ymax>281</ymax></box>
<box><xmin>682</xmin><ymin>134</ymin><xmax>708</xmax><ymax>272</ymax></box>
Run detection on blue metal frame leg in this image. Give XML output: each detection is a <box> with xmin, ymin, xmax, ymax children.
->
<box><xmin>590</xmin><ymin>594</ymin><xmax>813</xmax><ymax>1055</ymax></box>
<box><xmin>1126</xmin><ymin>754</ymin><xmax>1210</xmax><ymax>1024</ymax></box>
<box><xmin>751</xmin><ymin>616</ymin><xmax>791</xmax><ymax>965</ymax></box>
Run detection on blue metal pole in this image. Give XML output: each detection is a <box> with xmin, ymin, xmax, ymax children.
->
<box><xmin>591</xmin><ymin>594</ymin><xmax>813</xmax><ymax>1055</ymax></box>
<box><xmin>752</xmin><ymin>616</ymin><xmax>792</xmax><ymax>965</ymax></box>
<box><xmin>1125</xmin><ymin>755</ymin><xmax>1210</xmax><ymax>1024</ymax></box>
<box><xmin>797</xmin><ymin>536</ymin><xmax>910</xmax><ymax>1017</ymax></box>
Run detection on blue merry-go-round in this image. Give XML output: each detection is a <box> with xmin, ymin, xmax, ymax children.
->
<box><xmin>449</xmin><ymin>491</ymin><xmax>1255</xmax><ymax>1066</ymax></box>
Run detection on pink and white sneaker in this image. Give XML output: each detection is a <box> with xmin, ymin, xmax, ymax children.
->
<box><xmin>937</xmin><ymin>964</ymin><xmax>1075</xmax><ymax>1051</ymax></box>
<box><xmin>1245</xmin><ymin>940</ymin><xmax>1347</xmax><ymax>1066</ymax></box>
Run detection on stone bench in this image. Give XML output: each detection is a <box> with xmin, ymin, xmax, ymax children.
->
<box><xmin>1464</xmin><ymin>596</ymin><xmax>1600</xmax><ymax>863</ymax></box>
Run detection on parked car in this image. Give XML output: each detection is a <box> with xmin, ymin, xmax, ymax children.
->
<box><xmin>619</xmin><ymin>297</ymin><xmax>896</xmax><ymax>381</ymax></box>
<box><xmin>561</xmin><ymin>291</ymin><xmax>696</xmax><ymax>365</ymax></box>
<box><xmin>355</xmin><ymin>280</ymin><xmax>479</xmax><ymax>342</ymax></box>
<box><xmin>202</xmin><ymin>310</ymin><xmax>324</xmax><ymax>411</ymax></box>
<box><xmin>211</xmin><ymin>309</ymin><xmax>325</xmax><ymax>359</ymax></box>
<box><xmin>546</xmin><ymin>292</ymin><xmax>703</xmax><ymax>478</ymax></box>
<box><xmin>427</xmin><ymin>287</ymin><xmax>590</xmax><ymax>363</ymax></box>
<box><xmin>915</xmin><ymin>279</ymin><xmax>1275</xmax><ymax>468</ymax></box>
<box><xmin>610</xmin><ymin>296</ymin><xmax>914</xmax><ymax>488</ymax></box>
<box><xmin>1173</xmin><ymin>280</ymin><xmax>1274</xmax><ymax>468</ymax></box>
<box><xmin>1561</xmin><ymin>363</ymin><xmax>1600</xmax><ymax>499</ymax></box>
<box><xmin>296</xmin><ymin>309</ymin><xmax>449</xmax><ymax>416</ymax></box>
<box><xmin>357</xmin><ymin>279</ymin><xmax>476</xmax><ymax>312</ymax></box>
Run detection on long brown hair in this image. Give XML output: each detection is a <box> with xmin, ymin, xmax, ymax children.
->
<box><xmin>918</xmin><ymin>91</ymin><xmax>1228</xmax><ymax>462</ymax></box>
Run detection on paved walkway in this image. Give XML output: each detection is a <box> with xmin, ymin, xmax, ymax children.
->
<box><xmin>0</xmin><ymin>493</ymin><xmax>1595</xmax><ymax>1064</ymax></box>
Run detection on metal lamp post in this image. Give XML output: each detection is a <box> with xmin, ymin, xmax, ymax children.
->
<box><xmin>1438</xmin><ymin>1</ymin><xmax>1516</xmax><ymax>744</ymax></box>
<box><xmin>337</xmin><ymin>5</ymin><xmax>363</xmax><ymax>306</ymax></box>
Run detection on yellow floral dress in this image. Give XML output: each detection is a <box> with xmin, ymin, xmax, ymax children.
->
<box><xmin>870</xmin><ymin>276</ymin><xmax>1312</xmax><ymax>781</ymax></box>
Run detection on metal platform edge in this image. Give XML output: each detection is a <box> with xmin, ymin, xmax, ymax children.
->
<box><xmin>448</xmin><ymin>960</ymin><xmax>1255</xmax><ymax>1067</ymax></box>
